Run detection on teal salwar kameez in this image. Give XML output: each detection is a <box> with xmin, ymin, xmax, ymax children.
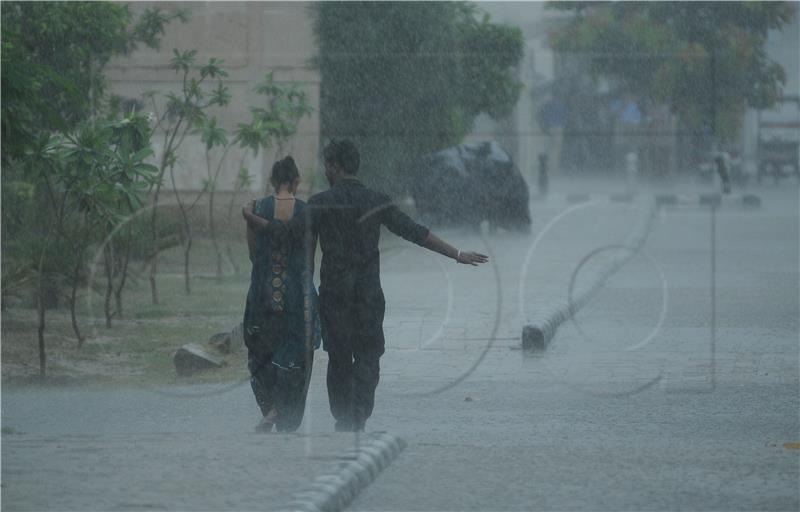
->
<box><xmin>243</xmin><ymin>196</ymin><xmax>321</xmax><ymax>432</ymax></box>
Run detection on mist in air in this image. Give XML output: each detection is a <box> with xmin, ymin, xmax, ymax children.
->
<box><xmin>2</xmin><ymin>2</ymin><xmax>798</xmax><ymax>511</ymax></box>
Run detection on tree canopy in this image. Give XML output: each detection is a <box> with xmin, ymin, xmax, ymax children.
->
<box><xmin>1</xmin><ymin>1</ymin><xmax>185</xmax><ymax>373</ymax></box>
<box><xmin>1</xmin><ymin>2</ymin><xmax>186</xmax><ymax>163</ymax></box>
<box><xmin>311</xmin><ymin>1</ymin><xmax>523</xmax><ymax>196</ymax></box>
<box><xmin>547</xmin><ymin>1</ymin><xmax>796</xmax><ymax>140</ymax></box>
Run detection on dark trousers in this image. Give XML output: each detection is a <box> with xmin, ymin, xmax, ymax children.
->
<box><xmin>246</xmin><ymin>311</ymin><xmax>314</xmax><ymax>432</ymax></box>
<box><xmin>326</xmin><ymin>344</ymin><xmax>381</xmax><ymax>429</ymax></box>
<box><xmin>248</xmin><ymin>350</ymin><xmax>313</xmax><ymax>432</ymax></box>
<box><xmin>320</xmin><ymin>280</ymin><xmax>386</xmax><ymax>429</ymax></box>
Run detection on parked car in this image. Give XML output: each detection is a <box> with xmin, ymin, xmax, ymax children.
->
<box><xmin>757</xmin><ymin>138</ymin><xmax>800</xmax><ymax>184</ymax></box>
<box><xmin>411</xmin><ymin>141</ymin><xmax>531</xmax><ymax>232</ymax></box>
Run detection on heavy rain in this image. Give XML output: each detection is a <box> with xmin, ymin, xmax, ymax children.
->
<box><xmin>2</xmin><ymin>2</ymin><xmax>798</xmax><ymax>511</ymax></box>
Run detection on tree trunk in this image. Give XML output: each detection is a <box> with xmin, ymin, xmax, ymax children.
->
<box><xmin>224</xmin><ymin>159</ymin><xmax>246</xmax><ymax>276</ymax></box>
<box><xmin>115</xmin><ymin>289</ymin><xmax>124</xmax><ymax>319</ymax></box>
<box><xmin>103</xmin><ymin>242</ymin><xmax>114</xmax><ymax>329</ymax></box>
<box><xmin>70</xmin><ymin>258</ymin><xmax>85</xmax><ymax>346</ymax></box>
<box><xmin>183</xmin><ymin>226</ymin><xmax>192</xmax><ymax>294</ymax></box>
<box><xmin>149</xmin><ymin>116</ymin><xmax>185</xmax><ymax>305</ymax></box>
<box><xmin>149</xmin><ymin>257</ymin><xmax>159</xmax><ymax>303</ymax></box>
<box><xmin>149</xmin><ymin>196</ymin><xmax>161</xmax><ymax>305</ymax></box>
<box><xmin>37</xmin><ymin>280</ymin><xmax>47</xmax><ymax>378</ymax></box>
<box><xmin>36</xmin><ymin>227</ymin><xmax>55</xmax><ymax>378</ymax></box>
<box><xmin>113</xmin><ymin>224</ymin><xmax>132</xmax><ymax>319</ymax></box>
<box><xmin>225</xmin><ymin>244</ymin><xmax>240</xmax><ymax>275</ymax></box>
<box><xmin>209</xmin><ymin>192</ymin><xmax>222</xmax><ymax>277</ymax></box>
<box><xmin>170</xmin><ymin>166</ymin><xmax>195</xmax><ymax>295</ymax></box>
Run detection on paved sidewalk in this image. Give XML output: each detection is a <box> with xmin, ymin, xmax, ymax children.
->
<box><xmin>3</xmin><ymin>430</ymin><xmax>337</xmax><ymax>511</ymax></box>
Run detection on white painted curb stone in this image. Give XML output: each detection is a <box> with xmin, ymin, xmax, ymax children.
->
<box><xmin>276</xmin><ymin>432</ymin><xmax>407</xmax><ymax>512</ymax></box>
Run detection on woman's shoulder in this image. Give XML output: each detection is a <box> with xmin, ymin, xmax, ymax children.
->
<box><xmin>255</xmin><ymin>195</ymin><xmax>274</xmax><ymax>216</ymax></box>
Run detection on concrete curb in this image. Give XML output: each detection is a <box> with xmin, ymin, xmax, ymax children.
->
<box><xmin>522</xmin><ymin>199</ymin><xmax>658</xmax><ymax>351</ymax></box>
<box><xmin>654</xmin><ymin>192</ymin><xmax>761</xmax><ymax>209</ymax></box>
<box><xmin>534</xmin><ymin>192</ymin><xmax>761</xmax><ymax>209</ymax></box>
<box><xmin>276</xmin><ymin>432</ymin><xmax>406</xmax><ymax>512</ymax></box>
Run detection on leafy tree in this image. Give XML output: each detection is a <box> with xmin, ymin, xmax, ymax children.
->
<box><xmin>144</xmin><ymin>50</ymin><xmax>229</xmax><ymax>298</ymax></box>
<box><xmin>8</xmin><ymin>114</ymin><xmax>158</xmax><ymax>374</ymax></box>
<box><xmin>311</xmin><ymin>1</ymin><xmax>524</xmax><ymax>196</ymax></box>
<box><xmin>194</xmin><ymin>73</ymin><xmax>312</xmax><ymax>278</ymax></box>
<box><xmin>1</xmin><ymin>2</ymin><xmax>186</xmax><ymax>162</ymax></box>
<box><xmin>195</xmin><ymin>116</ymin><xmax>231</xmax><ymax>278</ymax></box>
<box><xmin>224</xmin><ymin>168</ymin><xmax>254</xmax><ymax>275</ymax></box>
<box><xmin>147</xmin><ymin>61</ymin><xmax>311</xmax><ymax>293</ymax></box>
<box><xmin>547</xmin><ymin>1</ymin><xmax>796</xmax><ymax>141</ymax></box>
<box><xmin>1</xmin><ymin>2</ymin><xmax>182</xmax><ymax>376</ymax></box>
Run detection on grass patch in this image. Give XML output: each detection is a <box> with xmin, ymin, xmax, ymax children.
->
<box><xmin>3</xmin><ymin>230</ymin><xmax>404</xmax><ymax>389</ymax></box>
<box><xmin>2</xmin><ymin>238</ymin><xmax>253</xmax><ymax>389</ymax></box>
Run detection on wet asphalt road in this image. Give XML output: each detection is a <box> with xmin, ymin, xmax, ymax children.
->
<box><xmin>349</xmin><ymin>190</ymin><xmax>800</xmax><ymax>511</ymax></box>
<box><xmin>2</xmin><ymin>182</ymin><xmax>798</xmax><ymax>511</ymax></box>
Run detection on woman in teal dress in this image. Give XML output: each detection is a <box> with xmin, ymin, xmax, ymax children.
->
<box><xmin>243</xmin><ymin>156</ymin><xmax>321</xmax><ymax>433</ymax></box>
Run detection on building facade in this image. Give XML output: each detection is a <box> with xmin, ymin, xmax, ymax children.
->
<box><xmin>107</xmin><ymin>2</ymin><xmax>321</xmax><ymax>195</ymax></box>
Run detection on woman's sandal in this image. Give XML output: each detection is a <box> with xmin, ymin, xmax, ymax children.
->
<box><xmin>254</xmin><ymin>409</ymin><xmax>278</xmax><ymax>433</ymax></box>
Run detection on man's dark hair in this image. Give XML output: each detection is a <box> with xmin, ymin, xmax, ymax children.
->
<box><xmin>323</xmin><ymin>138</ymin><xmax>360</xmax><ymax>175</ymax></box>
<box><xmin>270</xmin><ymin>155</ymin><xmax>300</xmax><ymax>188</ymax></box>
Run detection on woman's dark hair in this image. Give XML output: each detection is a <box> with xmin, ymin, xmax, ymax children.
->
<box><xmin>270</xmin><ymin>156</ymin><xmax>300</xmax><ymax>189</ymax></box>
<box><xmin>323</xmin><ymin>138</ymin><xmax>360</xmax><ymax>175</ymax></box>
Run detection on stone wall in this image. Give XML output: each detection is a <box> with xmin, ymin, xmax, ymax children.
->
<box><xmin>107</xmin><ymin>1</ymin><xmax>321</xmax><ymax>195</ymax></box>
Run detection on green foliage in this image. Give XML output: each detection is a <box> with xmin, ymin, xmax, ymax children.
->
<box><xmin>122</xmin><ymin>205</ymin><xmax>184</xmax><ymax>262</ymax></box>
<box><xmin>153</xmin><ymin>61</ymin><xmax>310</xmax><ymax>283</ymax></box>
<box><xmin>151</xmin><ymin>50</ymin><xmax>231</xmax><ymax>151</ymax></box>
<box><xmin>247</xmin><ymin>72</ymin><xmax>313</xmax><ymax>152</ymax></box>
<box><xmin>547</xmin><ymin>1</ymin><xmax>796</xmax><ymax>140</ymax></box>
<box><xmin>311</xmin><ymin>1</ymin><xmax>524</xmax><ymax>196</ymax></box>
<box><xmin>456</xmin><ymin>6</ymin><xmax>525</xmax><ymax>121</ymax></box>
<box><xmin>0</xmin><ymin>2</ymin><xmax>182</xmax><ymax>362</ymax></box>
<box><xmin>1</xmin><ymin>2</ymin><xmax>187</xmax><ymax>163</ymax></box>
<box><xmin>235</xmin><ymin>167</ymin><xmax>254</xmax><ymax>190</ymax></box>
<box><xmin>2</xmin><ymin>113</ymin><xmax>159</xmax><ymax>307</ymax></box>
<box><xmin>196</xmin><ymin>117</ymin><xmax>229</xmax><ymax>151</ymax></box>
<box><xmin>129</xmin><ymin>6</ymin><xmax>189</xmax><ymax>52</ymax></box>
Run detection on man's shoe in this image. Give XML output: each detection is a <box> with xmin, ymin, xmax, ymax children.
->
<box><xmin>334</xmin><ymin>420</ymin><xmax>352</xmax><ymax>432</ymax></box>
<box><xmin>334</xmin><ymin>419</ymin><xmax>366</xmax><ymax>432</ymax></box>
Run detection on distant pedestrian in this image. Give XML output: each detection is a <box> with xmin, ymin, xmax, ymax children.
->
<box><xmin>243</xmin><ymin>139</ymin><xmax>487</xmax><ymax>431</ymax></box>
<box><xmin>243</xmin><ymin>156</ymin><xmax>321</xmax><ymax>433</ymax></box>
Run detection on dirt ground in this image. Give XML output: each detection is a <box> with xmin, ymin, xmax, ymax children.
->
<box><xmin>2</xmin><ymin>238</ymin><xmax>254</xmax><ymax>388</ymax></box>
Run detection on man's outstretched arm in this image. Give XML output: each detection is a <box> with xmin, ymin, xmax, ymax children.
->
<box><xmin>421</xmin><ymin>232</ymin><xmax>489</xmax><ymax>266</ymax></box>
<box><xmin>380</xmin><ymin>201</ymin><xmax>488</xmax><ymax>266</ymax></box>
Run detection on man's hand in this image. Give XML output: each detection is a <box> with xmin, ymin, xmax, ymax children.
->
<box><xmin>242</xmin><ymin>199</ymin><xmax>256</xmax><ymax>220</ymax></box>
<box><xmin>242</xmin><ymin>199</ymin><xmax>276</xmax><ymax>235</ymax></box>
<box><xmin>422</xmin><ymin>232</ymin><xmax>489</xmax><ymax>266</ymax></box>
<box><xmin>456</xmin><ymin>251</ymin><xmax>489</xmax><ymax>266</ymax></box>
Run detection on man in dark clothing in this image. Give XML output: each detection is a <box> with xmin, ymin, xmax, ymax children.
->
<box><xmin>243</xmin><ymin>139</ymin><xmax>488</xmax><ymax>431</ymax></box>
